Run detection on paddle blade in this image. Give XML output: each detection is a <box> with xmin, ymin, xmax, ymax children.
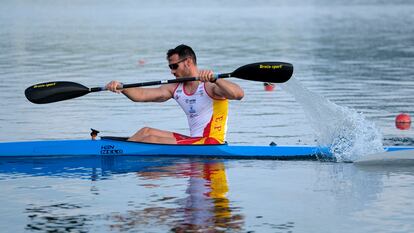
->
<box><xmin>230</xmin><ymin>62</ymin><xmax>293</xmax><ymax>83</ymax></box>
<box><xmin>25</xmin><ymin>81</ymin><xmax>90</xmax><ymax>104</ymax></box>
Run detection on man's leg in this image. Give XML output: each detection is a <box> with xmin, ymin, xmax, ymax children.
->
<box><xmin>128</xmin><ymin>127</ymin><xmax>178</xmax><ymax>144</ymax></box>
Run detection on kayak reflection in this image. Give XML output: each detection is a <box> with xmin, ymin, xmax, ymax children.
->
<box><xmin>0</xmin><ymin>155</ymin><xmax>177</xmax><ymax>179</ymax></box>
<box><xmin>0</xmin><ymin>156</ymin><xmax>244</xmax><ymax>232</ymax></box>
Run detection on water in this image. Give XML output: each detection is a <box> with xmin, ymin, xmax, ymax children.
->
<box><xmin>2</xmin><ymin>157</ymin><xmax>414</xmax><ymax>233</ymax></box>
<box><xmin>1</xmin><ymin>0</ymin><xmax>414</xmax><ymax>232</ymax></box>
<box><xmin>282</xmin><ymin>78</ymin><xmax>384</xmax><ymax>162</ymax></box>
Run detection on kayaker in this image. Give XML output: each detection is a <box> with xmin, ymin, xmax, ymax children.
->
<box><xmin>105</xmin><ymin>44</ymin><xmax>244</xmax><ymax>144</ymax></box>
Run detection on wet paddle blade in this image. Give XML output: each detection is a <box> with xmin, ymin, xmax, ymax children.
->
<box><xmin>229</xmin><ymin>62</ymin><xmax>293</xmax><ymax>83</ymax></box>
<box><xmin>25</xmin><ymin>81</ymin><xmax>90</xmax><ymax>104</ymax></box>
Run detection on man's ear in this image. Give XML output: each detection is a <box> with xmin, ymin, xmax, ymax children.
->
<box><xmin>185</xmin><ymin>58</ymin><xmax>193</xmax><ymax>67</ymax></box>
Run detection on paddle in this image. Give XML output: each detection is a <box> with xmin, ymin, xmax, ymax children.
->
<box><xmin>25</xmin><ymin>61</ymin><xmax>293</xmax><ymax>104</ymax></box>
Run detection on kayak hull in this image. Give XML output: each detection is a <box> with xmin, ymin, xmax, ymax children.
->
<box><xmin>0</xmin><ymin>137</ymin><xmax>413</xmax><ymax>160</ymax></box>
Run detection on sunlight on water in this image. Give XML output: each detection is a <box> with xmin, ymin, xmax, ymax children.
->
<box><xmin>281</xmin><ymin>78</ymin><xmax>384</xmax><ymax>162</ymax></box>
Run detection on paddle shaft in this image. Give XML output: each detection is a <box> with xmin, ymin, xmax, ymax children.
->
<box><xmin>90</xmin><ymin>73</ymin><xmax>232</xmax><ymax>93</ymax></box>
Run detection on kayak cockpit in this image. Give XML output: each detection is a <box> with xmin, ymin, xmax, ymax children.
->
<box><xmin>100</xmin><ymin>136</ymin><xmax>229</xmax><ymax>146</ymax></box>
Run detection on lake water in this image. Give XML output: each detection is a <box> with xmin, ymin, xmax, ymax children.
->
<box><xmin>0</xmin><ymin>0</ymin><xmax>413</xmax><ymax>232</ymax></box>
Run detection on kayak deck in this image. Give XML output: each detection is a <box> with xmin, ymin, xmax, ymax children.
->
<box><xmin>0</xmin><ymin>136</ymin><xmax>331</xmax><ymax>160</ymax></box>
<box><xmin>0</xmin><ymin>137</ymin><xmax>413</xmax><ymax>160</ymax></box>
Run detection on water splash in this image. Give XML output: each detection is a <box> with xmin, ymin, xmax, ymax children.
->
<box><xmin>281</xmin><ymin>78</ymin><xmax>384</xmax><ymax>162</ymax></box>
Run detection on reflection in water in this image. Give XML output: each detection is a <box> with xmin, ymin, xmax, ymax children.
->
<box><xmin>384</xmin><ymin>137</ymin><xmax>414</xmax><ymax>147</ymax></box>
<box><xmin>314</xmin><ymin>162</ymin><xmax>414</xmax><ymax>224</ymax></box>
<box><xmin>25</xmin><ymin>203</ymin><xmax>93</xmax><ymax>232</ymax></box>
<box><xmin>2</xmin><ymin>157</ymin><xmax>414</xmax><ymax>232</ymax></box>
<box><xmin>1</xmin><ymin>156</ymin><xmax>244</xmax><ymax>232</ymax></box>
<box><xmin>109</xmin><ymin>161</ymin><xmax>244</xmax><ymax>232</ymax></box>
<box><xmin>177</xmin><ymin>162</ymin><xmax>243</xmax><ymax>232</ymax></box>
<box><xmin>0</xmin><ymin>155</ymin><xmax>175</xmax><ymax>180</ymax></box>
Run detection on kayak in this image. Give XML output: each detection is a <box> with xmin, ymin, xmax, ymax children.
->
<box><xmin>1</xmin><ymin>136</ymin><xmax>413</xmax><ymax>160</ymax></box>
<box><xmin>0</xmin><ymin>137</ymin><xmax>329</xmax><ymax>160</ymax></box>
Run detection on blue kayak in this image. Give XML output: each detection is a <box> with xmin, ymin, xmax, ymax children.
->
<box><xmin>1</xmin><ymin>136</ymin><xmax>413</xmax><ymax>160</ymax></box>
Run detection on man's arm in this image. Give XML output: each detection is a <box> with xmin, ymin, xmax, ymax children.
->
<box><xmin>211</xmin><ymin>79</ymin><xmax>244</xmax><ymax>100</ymax></box>
<box><xmin>198</xmin><ymin>70</ymin><xmax>244</xmax><ymax>100</ymax></box>
<box><xmin>106</xmin><ymin>81</ymin><xmax>175</xmax><ymax>102</ymax></box>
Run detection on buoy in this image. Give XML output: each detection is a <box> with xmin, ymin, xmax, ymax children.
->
<box><xmin>138</xmin><ymin>59</ymin><xmax>146</xmax><ymax>65</ymax></box>
<box><xmin>264</xmin><ymin>82</ymin><xmax>275</xmax><ymax>91</ymax></box>
<box><xmin>395</xmin><ymin>113</ymin><xmax>411</xmax><ymax>130</ymax></box>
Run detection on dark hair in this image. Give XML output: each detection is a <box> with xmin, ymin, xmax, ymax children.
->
<box><xmin>166</xmin><ymin>44</ymin><xmax>197</xmax><ymax>65</ymax></box>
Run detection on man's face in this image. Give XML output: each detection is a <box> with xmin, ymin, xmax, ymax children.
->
<box><xmin>168</xmin><ymin>54</ymin><xmax>189</xmax><ymax>78</ymax></box>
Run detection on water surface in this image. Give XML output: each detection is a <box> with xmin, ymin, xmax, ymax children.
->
<box><xmin>0</xmin><ymin>0</ymin><xmax>413</xmax><ymax>232</ymax></box>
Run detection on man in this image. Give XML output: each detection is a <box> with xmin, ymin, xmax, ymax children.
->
<box><xmin>106</xmin><ymin>44</ymin><xmax>244</xmax><ymax>144</ymax></box>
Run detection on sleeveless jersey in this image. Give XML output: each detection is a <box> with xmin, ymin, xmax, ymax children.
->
<box><xmin>173</xmin><ymin>82</ymin><xmax>228</xmax><ymax>143</ymax></box>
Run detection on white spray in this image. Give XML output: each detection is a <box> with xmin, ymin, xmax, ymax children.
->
<box><xmin>281</xmin><ymin>78</ymin><xmax>384</xmax><ymax>162</ymax></box>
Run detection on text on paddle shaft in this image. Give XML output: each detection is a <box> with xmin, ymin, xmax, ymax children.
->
<box><xmin>34</xmin><ymin>82</ymin><xmax>56</xmax><ymax>89</ymax></box>
<box><xmin>259</xmin><ymin>64</ymin><xmax>283</xmax><ymax>69</ymax></box>
<box><xmin>101</xmin><ymin>145</ymin><xmax>123</xmax><ymax>155</ymax></box>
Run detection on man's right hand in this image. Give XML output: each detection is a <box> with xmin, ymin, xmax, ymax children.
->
<box><xmin>105</xmin><ymin>81</ymin><xmax>123</xmax><ymax>93</ymax></box>
<box><xmin>198</xmin><ymin>70</ymin><xmax>215</xmax><ymax>83</ymax></box>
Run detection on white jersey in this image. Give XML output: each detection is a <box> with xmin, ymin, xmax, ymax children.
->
<box><xmin>173</xmin><ymin>82</ymin><xmax>228</xmax><ymax>143</ymax></box>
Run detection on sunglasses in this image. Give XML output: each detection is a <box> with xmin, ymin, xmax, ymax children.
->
<box><xmin>168</xmin><ymin>57</ymin><xmax>188</xmax><ymax>70</ymax></box>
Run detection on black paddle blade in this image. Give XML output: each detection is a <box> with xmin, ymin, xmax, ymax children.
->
<box><xmin>230</xmin><ymin>62</ymin><xmax>293</xmax><ymax>83</ymax></box>
<box><xmin>25</xmin><ymin>81</ymin><xmax>90</xmax><ymax>104</ymax></box>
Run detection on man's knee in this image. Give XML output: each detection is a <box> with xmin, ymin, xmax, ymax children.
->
<box><xmin>138</xmin><ymin>127</ymin><xmax>153</xmax><ymax>135</ymax></box>
<box><xmin>143</xmin><ymin>135</ymin><xmax>157</xmax><ymax>142</ymax></box>
<box><xmin>128</xmin><ymin>133</ymin><xmax>154</xmax><ymax>142</ymax></box>
<box><xmin>139</xmin><ymin>135</ymin><xmax>161</xmax><ymax>144</ymax></box>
